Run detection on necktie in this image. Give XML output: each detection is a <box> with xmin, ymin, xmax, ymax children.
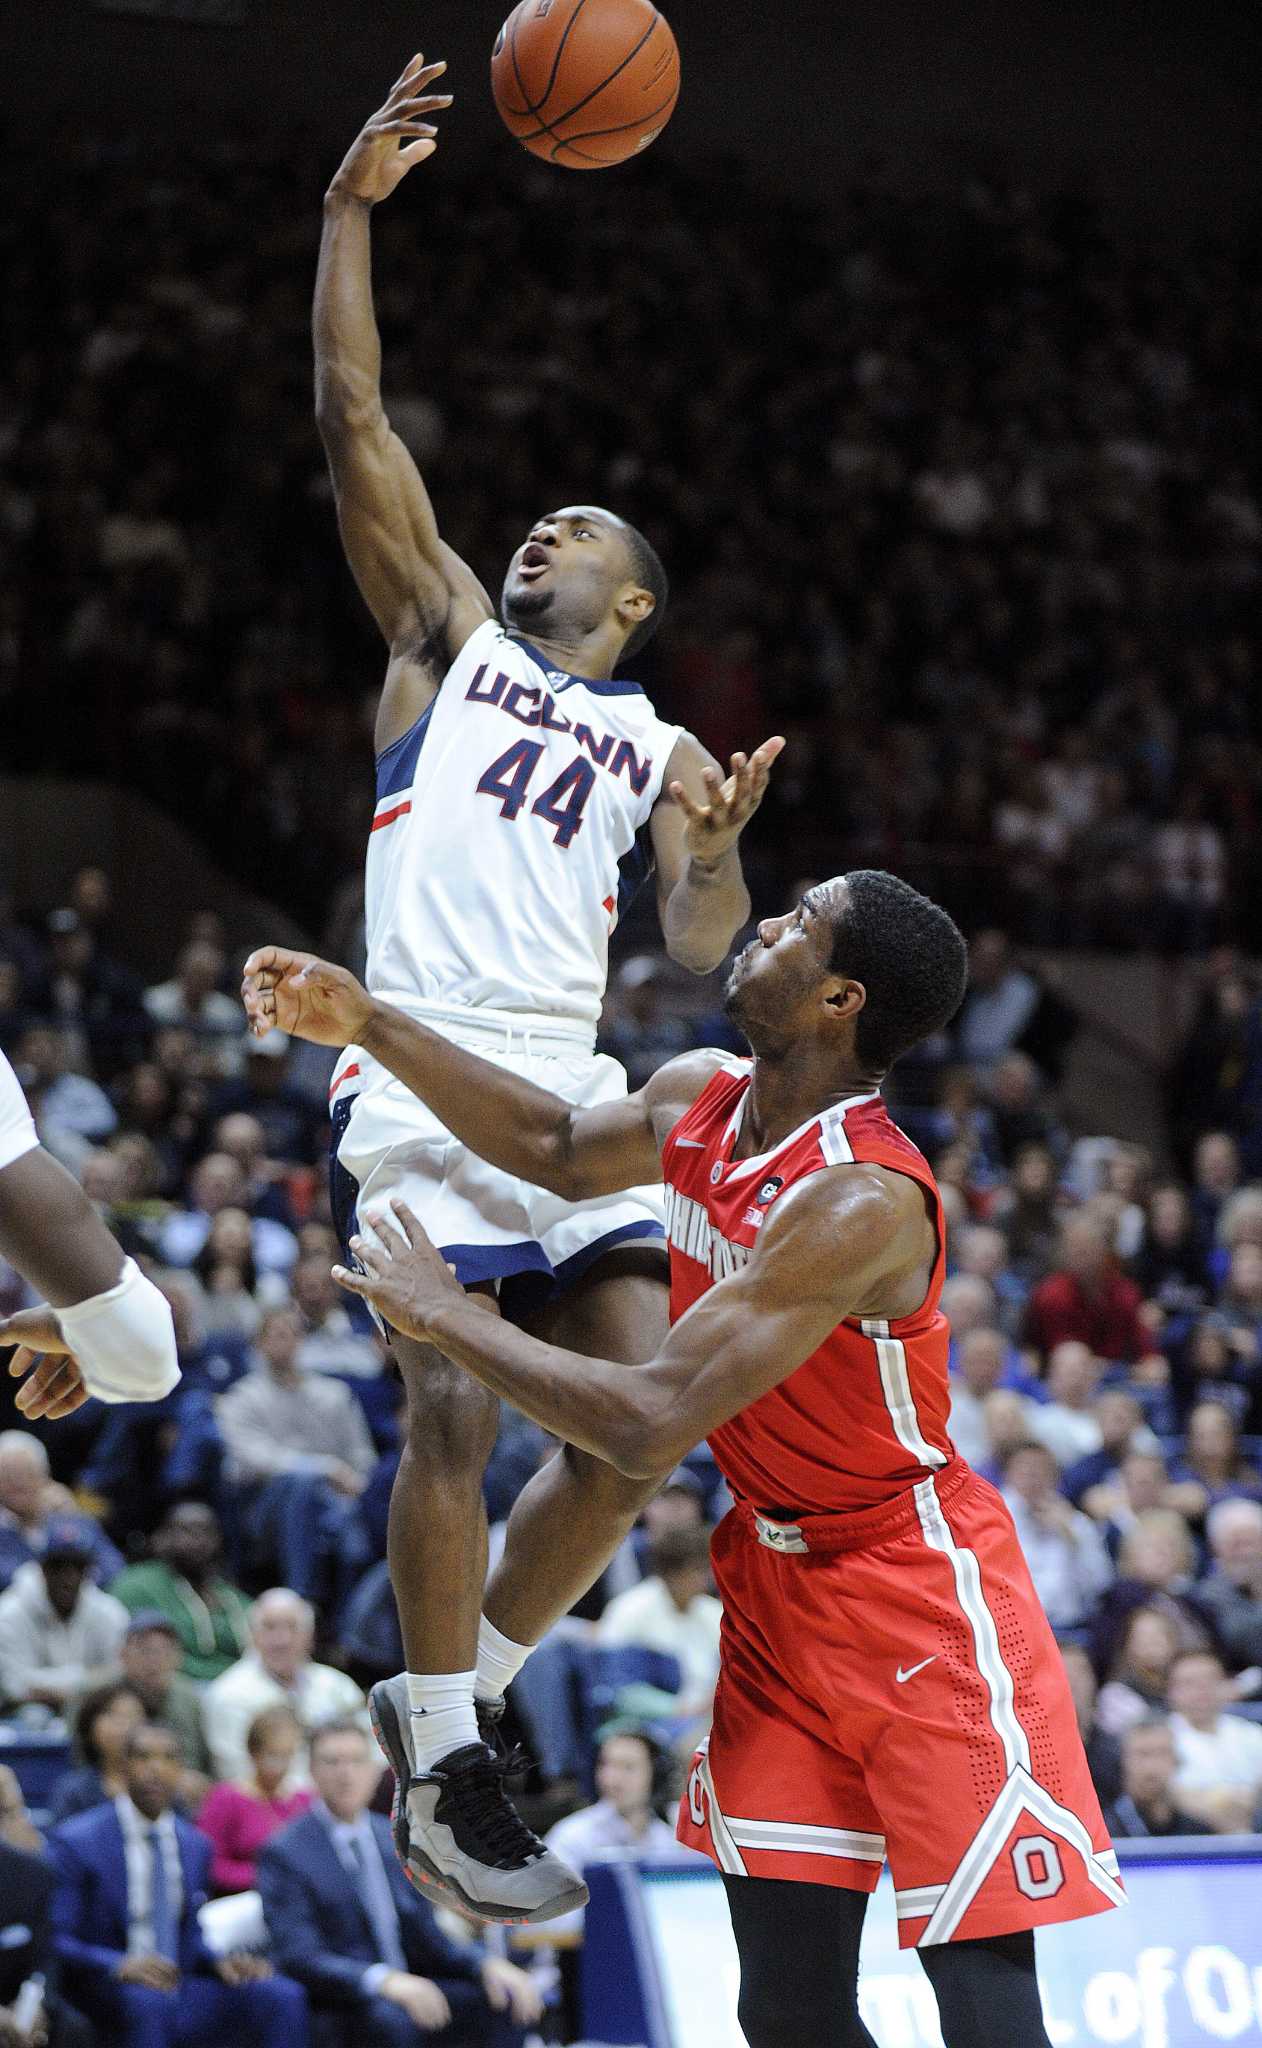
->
<box><xmin>149</xmin><ymin>1828</ymin><xmax>178</xmax><ymax>1961</ymax></box>
<box><xmin>345</xmin><ymin>1829</ymin><xmax>406</xmax><ymax>1970</ymax></box>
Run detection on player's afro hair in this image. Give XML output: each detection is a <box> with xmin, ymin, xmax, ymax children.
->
<box><xmin>618</xmin><ymin>520</ymin><xmax>669</xmax><ymax>665</ymax></box>
<box><xmin>829</xmin><ymin>870</ymin><xmax>968</xmax><ymax>1073</ymax></box>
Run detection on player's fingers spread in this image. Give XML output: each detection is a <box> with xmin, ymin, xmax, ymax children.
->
<box><xmin>331</xmin><ymin>1264</ymin><xmax>369</xmax><ymax>1298</ymax></box>
<box><xmin>668</xmin><ymin>780</ymin><xmax>701</xmax><ymax>819</ymax></box>
<box><xmin>7</xmin><ymin>1346</ymin><xmax>39</xmax><ymax>1378</ymax></box>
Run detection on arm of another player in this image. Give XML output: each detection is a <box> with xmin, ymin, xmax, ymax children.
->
<box><xmin>242</xmin><ymin>945</ymin><xmax>719</xmax><ymax>1199</ymax></box>
<box><xmin>315</xmin><ymin>55</ymin><xmax>494</xmax><ymax>750</ymax></box>
<box><xmin>0</xmin><ymin>1146</ymin><xmax>179</xmax><ymax>1419</ymax></box>
<box><xmin>651</xmin><ymin>733</ymin><xmax>784</xmax><ymax>973</ymax></box>
<box><xmin>336</xmin><ymin>1166</ymin><xmax>930</xmax><ymax>1476</ymax></box>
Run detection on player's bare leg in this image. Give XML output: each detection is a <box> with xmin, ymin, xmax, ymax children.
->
<box><xmin>371</xmin><ymin>1308</ymin><xmax>587</xmax><ymax>1924</ymax></box>
<box><xmin>481</xmin><ymin>1248</ymin><xmax>671</xmax><ymax>1647</ymax></box>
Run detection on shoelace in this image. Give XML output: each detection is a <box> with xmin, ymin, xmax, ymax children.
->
<box><xmin>436</xmin><ymin>1755</ymin><xmax>546</xmax><ymax>1868</ymax></box>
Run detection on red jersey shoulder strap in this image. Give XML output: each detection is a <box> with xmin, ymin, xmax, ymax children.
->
<box><xmin>828</xmin><ymin>1096</ymin><xmax>947</xmax><ymax>1326</ymax></box>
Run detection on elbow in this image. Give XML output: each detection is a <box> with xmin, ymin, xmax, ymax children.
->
<box><xmin>314</xmin><ymin>375</ymin><xmax>383</xmax><ymax>441</ymax></box>
<box><xmin>665</xmin><ymin>934</ymin><xmax>730</xmax><ymax>977</ymax></box>
<box><xmin>610</xmin><ymin>1415</ymin><xmax>680</xmax><ymax>1483</ymax></box>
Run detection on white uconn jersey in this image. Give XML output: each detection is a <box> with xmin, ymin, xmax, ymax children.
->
<box><xmin>366</xmin><ymin>621</ymin><xmax>683</xmax><ymax>1029</ymax></box>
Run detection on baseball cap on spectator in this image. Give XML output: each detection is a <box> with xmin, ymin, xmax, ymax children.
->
<box><xmin>124</xmin><ymin>1609</ymin><xmax>181</xmax><ymax>1641</ymax></box>
<box><xmin>38</xmin><ymin>1518</ymin><xmax>95</xmax><ymax>1561</ymax></box>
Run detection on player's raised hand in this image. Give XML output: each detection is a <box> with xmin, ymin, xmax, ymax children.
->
<box><xmin>333</xmin><ymin>1199</ymin><xmax>463</xmax><ymax>1341</ymax></box>
<box><xmin>2</xmin><ymin>1308</ymin><xmax>91</xmax><ymax>1420</ymax></box>
<box><xmin>242</xmin><ymin>947</ymin><xmax>375</xmax><ymax>1048</ymax></box>
<box><xmin>328</xmin><ymin>54</ymin><xmax>453</xmax><ymax>206</ymax></box>
<box><xmin>670</xmin><ymin>735</ymin><xmax>786</xmax><ymax>865</ymax></box>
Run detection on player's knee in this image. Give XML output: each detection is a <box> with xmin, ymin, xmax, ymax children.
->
<box><xmin>738</xmin><ymin>1974</ymin><xmax>870</xmax><ymax>2048</ymax></box>
<box><xmin>561</xmin><ymin>1441</ymin><xmax>664</xmax><ymax>1513</ymax></box>
<box><xmin>399</xmin><ymin>1349</ymin><xmax>499</xmax><ymax>1469</ymax></box>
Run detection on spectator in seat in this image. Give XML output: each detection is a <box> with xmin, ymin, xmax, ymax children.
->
<box><xmin>259</xmin><ymin>1719</ymin><xmax>539</xmax><ymax>2047</ymax></box>
<box><xmin>1105</xmin><ymin>1715</ymin><xmax>1203</xmax><ymax>1839</ymax></box>
<box><xmin>1024</xmin><ymin>1213</ymin><xmax>1146</xmax><ymax>1365</ymax></box>
<box><xmin>158</xmin><ymin>1153</ymin><xmax>297</xmax><ymax>1279</ymax></box>
<box><xmin>215</xmin><ymin>1304</ymin><xmax>374</xmax><ymax>1610</ymax></box>
<box><xmin>985</xmin><ymin>1051</ymin><xmax>1063</xmax><ymax>1170</ymax></box>
<box><xmin>110</xmin><ymin>1502</ymin><xmax>251</xmax><ymax>1684</ymax></box>
<box><xmin>1028</xmin><ymin>1341</ymin><xmax>1104</xmax><ymax>1467</ymax></box>
<box><xmin>202</xmin><ymin>1589</ymin><xmax>366</xmax><ymax>1784</ymax></box>
<box><xmin>994</xmin><ymin>1140</ymin><xmax>1062</xmax><ymax>1286</ymax></box>
<box><xmin>543</xmin><ymin>1727</ymin><xmax>707</xmax><ymax>1939</ymax></box>
<box><xmin>1097</xmin><ymin>1606</ymin><xmax>1183</xmax><ymax>1735</ymax></box>
<box><xmin>948</xmin><ymin>1328</ymin><xmax>1031</xmax><ymax>1469</ymax></box>
<box><xmin>1059</xmin><ymin>1643</ymin><xmax>1122</xmax><ymax>1807</ymax></box>
<box><xmin>1000</xmin><ymin>1440</ymin><xmax>1113</xmax><ymax>1630</ymax></box>
<box><xmin>0</xmin><ymin>1836</ymin><xmax>94</xmax><ymax>2048</ymax></box>
<box><xmin>115</xmin><ymin>1613</ymin><xmax>213</xmax><ymax>1801</ymax></box>
<box><xmin>1195</xmin><ymin>1498</ymin><xmax>1262</xmax><ymax>1669</ymax></box>
<box><xmin>143</xmin><ymin>942</ymin><xmax>245</xmax><ymax>1078</ymax></box>
<box><xmin>1189</xmin><ymin>1132</ymin><xmax>1242</xmax><ymax>1255</ymax></box>
<box><xmin>0</xmin><ymin>1432</ymin><xmax>123</xmax><ymax>1593</ymax></box>
<box><xmin>1171</xmin><ymin>1398</ymin><xmax>1262</xmax><ymax>1511</ymax></box>
<box><xmin>596</xmin><ymin>1526</ymin><xmax>722</xmax><ymax>1723</ymax></box>
<box><xmin>0</xmin><ymin>1523</ymin><xmax>128</xmax><ymax>1712</ymax></box>
<box><xmin>51</xmin><ymin>1680</ymin><xmax>145</xmax><ymax>1824</ymax></box>
<box><xmin>1062</xmin><ymin>1389</ymin><xmax>1160</xmax><ymax>1508</ymax></box>
<box><xmin>954</xmin><ymin>929</ymin><xmax>1040</xmax><ymax>1072</ymax></box>
<box><xmin>1089</xmin><ymin>1509</ymin><xmax>1216</xmax><ymax>1681</ymax></box>
<box><xmin>197</xmin><ymin>1705</ymin><xmax>311</xmax><ymax>1895</ymax></box>
<box><xmin>1167</xmin><ymin>1648</ymin><xmax>1262</xmax><ymax>1832</ymax></box>
<box><xmin>49</xmin><ymin>1723</ymin><xmax>305</xmax><ymax>2048</ymax></box>
<box><xmin>291</xmin><ymin>1255</ymin><xmax>384</xmax><ymax>1381</ymax></box>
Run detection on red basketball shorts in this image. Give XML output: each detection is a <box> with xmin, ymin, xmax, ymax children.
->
<box><xmin>678</xmin><ymin>1459</ymin><xmax>1124</xmax><ymax>1947</ymax></box>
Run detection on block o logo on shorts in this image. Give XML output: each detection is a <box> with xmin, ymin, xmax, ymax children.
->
<box><xmin>1011</xmin><ymin>1835</ymin><xmax>1065</xmax><ymax>1900</ymax></box>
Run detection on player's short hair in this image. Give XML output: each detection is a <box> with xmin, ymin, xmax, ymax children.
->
<box><xmin>828</xmin><ymin>871</ymin><xmax>968</xmax><ymax>1072</ymax></box>
<box><xmin>618</xmin><ymin>520</ymin><xmax>669</xmax><ymax>665</ymax></box>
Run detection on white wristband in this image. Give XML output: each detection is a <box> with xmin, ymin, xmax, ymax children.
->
<box><xmin>57</xmin><ymin>1258</ymin><xmax>180</xmax><ymax>1404</ymax></box>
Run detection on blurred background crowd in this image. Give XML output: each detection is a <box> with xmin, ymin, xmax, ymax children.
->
<box><xmin>2</xmin><ymin>94</ymin><xmax>1262</xmax><ymax>2048</ymax></box>
<box><xmin>2</xmin><ymin>140</ymin><xmax>1260</xmax><ymax>944</ymax></box>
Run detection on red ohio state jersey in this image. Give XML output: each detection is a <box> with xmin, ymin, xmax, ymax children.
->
<box><xmin>662</xmin><ymin>1060</ymin><xmax>953</xmax><ymax>1515</ymax></box>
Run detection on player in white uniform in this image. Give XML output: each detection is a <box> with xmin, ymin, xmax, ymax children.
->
<box><xmin>313</xmin><ymin>59</ymin><xmax>782</xmax><ymax>1922</ymax></box>
<box><xmin>0</xmin><ymin>1049</ymin><xmax>179</xmax><ymax>1416</ymax></box>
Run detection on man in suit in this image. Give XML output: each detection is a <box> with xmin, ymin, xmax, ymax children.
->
<box><xmin>47</xmin><ymin>1723</ymin><xmax>308</xmax><ymax>2048</ymax></box>
<box><xmin>0</xmin><ymin>1839</ymin><xmax>94</xmax><ymax>2048</ymax></box>
<box><xmin>259</xmin><ymin>1722</ymin><xmax>542</xmax><ymax>2047</ymax></box>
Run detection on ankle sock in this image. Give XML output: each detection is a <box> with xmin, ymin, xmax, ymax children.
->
<box><xmin>476</xmin><ymin>1613</ymin><xmax>535</xmax><ymax>1701</ymax></box>
<box><xmin>405</xmin><ymin>1669</ymin><xmax>480</xmax><ymax>1771</ymax></box>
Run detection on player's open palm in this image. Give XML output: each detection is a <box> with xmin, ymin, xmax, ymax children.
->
<box><xmin>329</xmin><ymin>54</ymin><xmax>453</xmax><ymax>206</ymax></box>
<box><xmin>241</xmin><ymin>946</ymin><xmax>374</xmax><ymax>1049</ymax></box>
<box><xmin>3</xmin><ymin>1308</ymin><xmax>90</xmax><ymax>1421</ymax></box>
<box><xmin>670</xmin><ymin>735</ymin><xmax>785</xmax><ymax>863</ymax></box>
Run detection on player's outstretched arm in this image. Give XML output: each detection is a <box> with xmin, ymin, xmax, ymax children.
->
<box><xmin>0</xmin><ymin>1146</ymin><xmax>179</xmax><ymax>1420</ymax></box>
<box><xmin>333</xmin><ymin>1166</ymin><xmax>932</xmax><ymax>1474</ymax></box>
<box><xmin>651</xmin><ymin>734</ymin><xmax>784</xmax><ymax>973</ymax></box>
<box><xmin>242</xmin><ymin>946</ymin><xmax>717</xmax><ymax>1199</ymax></box>
<box><xmin>316</xmin><ymin>56</ymin><xmax>493</xmax><ymax>749</ymax></box>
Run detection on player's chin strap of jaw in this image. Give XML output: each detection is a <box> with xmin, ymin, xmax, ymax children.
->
<box><xmin>56</xmin><ymin>1258</ymin><xmax>180</xmax><ymax>1404</ymax></box>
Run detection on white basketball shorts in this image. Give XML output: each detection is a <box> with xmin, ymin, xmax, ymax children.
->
<box><xmin>328</xmin><ymin>1001</ymin><xmax>665</xmax><ymax>1314</ymax></box>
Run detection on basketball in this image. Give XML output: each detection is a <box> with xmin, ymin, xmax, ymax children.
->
<box><xmin>492</xmin><ymin>0</ymin><xmax>680</xmax><ymax>170</ymax></box>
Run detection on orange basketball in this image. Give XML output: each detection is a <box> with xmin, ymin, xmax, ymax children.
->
<box><xmin>492</xmin><ymin>0</ymin><xmax>680</xmax><ymax>170</ymax></box>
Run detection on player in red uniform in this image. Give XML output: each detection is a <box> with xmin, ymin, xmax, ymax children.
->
<box><xmin>242</xmin><ymin>871</ymin><xmax>1121</xmax><ymax>2047</ymax></box>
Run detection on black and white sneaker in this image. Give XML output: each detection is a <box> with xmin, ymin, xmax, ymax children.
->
<box><xmin>369</xmin><ymin>1675</ymin><xmax>587</xmax><ymax>1924</ymax></box>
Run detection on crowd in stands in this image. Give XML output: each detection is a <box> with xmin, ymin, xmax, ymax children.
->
<box><xmin>2</xmin><ymin>138</ymin><xmax>1260</xmax><ymax>944</ymax></box>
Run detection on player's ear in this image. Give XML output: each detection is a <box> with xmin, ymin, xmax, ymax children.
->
<box><xmin>823</xmin><ymin>977</ymin><xmax>866</xmax><ymax>1025</ymax></box>
<box><xmin>617</xmin><ymin>583</ymin><xmax>655</xmax><ymax>634</ymax></box>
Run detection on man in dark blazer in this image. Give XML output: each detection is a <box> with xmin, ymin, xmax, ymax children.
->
<box><xmin>0</xmin><ymin>1838</ymin><xmax>94</xmax><ymax>2048</ymax></box>
<box><xmin>47</xmin><ymin>1723</ymin><xmax>307</xmax><ymax>2048</ymax></box>
<box><xmin>258</xmin><ymin>1721</ymin><xmax>543</xmax><ymax>2048</ymax></box>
